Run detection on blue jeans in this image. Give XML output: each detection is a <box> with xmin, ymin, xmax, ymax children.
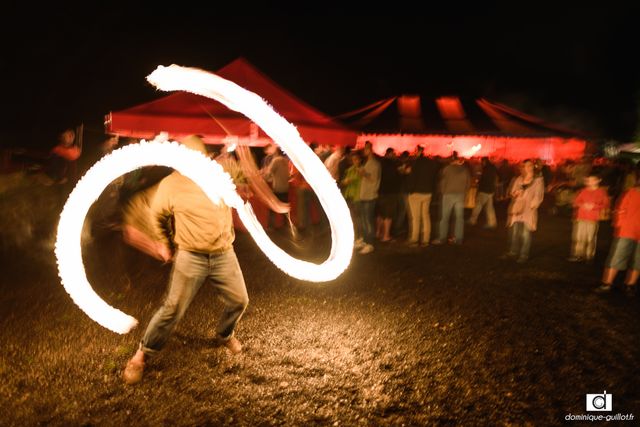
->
<box><xmin>508</xmin><ymin>222</ymin><xmax>532</xmax><ymax>259</ymax></box>
<box><xmin>357</xmin><ymin>199</ymin><xmax>377</xmax><ymax>245</ymax></box>
<box><xmin>439</xmin><ymin>193</ymin><xmax>465</xmax><ymax>242</ymax></box>
<box><xmin>469</xmin><ymin>192</ymin><xmax>496</xmax><ymax>227</ymax></box>
<box><xmin>141</xmin><ymin>249</ymin><xmax>249</xmax><ymax>354</ymax></box>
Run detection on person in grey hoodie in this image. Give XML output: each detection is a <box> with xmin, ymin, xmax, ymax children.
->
<box><xmin>434</xmin><ymin>152</ymin><xmax>470</xmax><ymax>244</ymax></box>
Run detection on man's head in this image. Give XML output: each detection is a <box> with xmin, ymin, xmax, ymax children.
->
<box><xmin>59</xmin><ymin>129</ymin><xmax>75</xmax><ymax>147</ymax></box>
<box><xmin>363</xmin><ymin>141</ymin><xmax>373</xmax><ymax>157</ymax></box>
<box><xmin>583</xmin><ymin>173</ymin><xmax>601</xmax><ymax>190</ymax></box>
<box><xmin>521</xmin><ymin>159</ymin><xmax>534</xmax><ymax>176</ymax></box>
<box><xmin>350</xmin><ymin>150</ymin><xmax>362</xmax><ymax>166</ymax></box>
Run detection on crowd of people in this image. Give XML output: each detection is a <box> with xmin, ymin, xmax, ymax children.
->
<box><xmin>258</xmin><ymin>141</ymin><xmax>640</xmax><ymax>295</ymax></box>
<box><xmin>30</xmin><ymin>132</ymin><xmax>640</xmax><ymax>298</ymax></box>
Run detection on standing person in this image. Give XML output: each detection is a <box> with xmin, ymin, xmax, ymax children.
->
<box><xmin>356</xmin><ymin>141</ymin><xmax>381</xmax><ymax>254</ymax></box>
<box><xmin>406</xmin><ymin>146</ymin><xmax>439</xmax><ymax>247</ymax></box>
<box><xmin>341</xmin><ymin>151</ymin><xmax>362</xmax><ymax>245</ymax></box>
<box><xmin>46</xmin><ymin>128</ymin><xmax>81</xmax><ymax>184</ymax></box>
<box><xmin>323</xmin><ymin>145</ymin><xmax>345</xmax><ymax>181</ymax></box>
<box><xmin>596</xmin><ymin>166</ymin><xmax>640</xmax><ymax>295</ymax></box>
<box><xmin>468</xmin><ymin>157</ymin><xmax>498</xmax><ymax>229</ymax></box>
<box><xmin>376</xmin><ymin>148</ymin><xmax>400</xmax><ymax>242</ymax></box>
<box><xmin>393</xmin><ymin>150</ymin><xmax>411</xmax><ymax>239</ymax></box>
<box><xmin>290</xmin><ymin>164</ymin><xmax>313</xmax><ymax>232</ymax></box>
<box><xmin>123</xmin><ymin>135</ymin><xmax>249</xmax><ymax>385</ymax></box>
<box><xmin>433</xmin><ymin>152</ymin><xmax>470</xmax><ymax>245</ymax></box>
<box><xmin>502</xmin><ymin>159</ymin><xmax>544</xmax><ymax>263</ymax></box>
<box><xmin>497</xmin><ymin>159</ymin><xmax>514</xmax><ymax>201</ymax></box>
<box><xmin>260</xmin><ymin>143</ymin><xmax>276</xmax><ymax>170</ymax></box>
<box><xmin>264</xmin><ymin>147</ymin><xmax>290</xmax><ymax>230</ymax></box>
<box><xmin>568</xmin><ymin>173</ymin><xmax>610</xmax><ymax>262</ymax></box>
<box><xmin>538</xmin><ymin>159</ymin><xmax>553</xmax><ymax>189</ymax></box>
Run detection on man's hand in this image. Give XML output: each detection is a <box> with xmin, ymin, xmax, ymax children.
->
<box><xmin>156</xmin><ymin>243</ymin><xmax>173</xmax><ymax>263</ymax></box>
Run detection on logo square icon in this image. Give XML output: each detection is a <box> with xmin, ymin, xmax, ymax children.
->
<box><xmin>586</xmin><ymin>391</ymin><xmax>612</xmax><ymax>411</ymax></box>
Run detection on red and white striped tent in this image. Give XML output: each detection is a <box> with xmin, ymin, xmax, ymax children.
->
<box><xmin>342</xmin><ymin>95</ymin><xmax>587</xmax><ymax>164</ymax></box>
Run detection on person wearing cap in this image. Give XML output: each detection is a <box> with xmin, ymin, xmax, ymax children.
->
<box><xmin>123</xmin><ymin>135</ymin><xmax>249</xmax><ymax>385</ymax></box>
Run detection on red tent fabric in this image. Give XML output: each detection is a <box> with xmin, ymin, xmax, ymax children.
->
<box><xmin>105</xmin><ymin>58</ymin><xmax>356</xmax><ymax>146</ymax></box>
<box><xmin>341</xmin><ymin>95</ymin><xmax>588</xmax><ymax>164</ymax></box>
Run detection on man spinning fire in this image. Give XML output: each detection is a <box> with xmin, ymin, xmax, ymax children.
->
<box><xmin>123</xmin><ymin>135</ymin><xmax>249</xmax><ymax>385</ymax></box>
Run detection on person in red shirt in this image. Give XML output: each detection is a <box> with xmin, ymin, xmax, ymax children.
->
<box><xmin>568</xmin><ymin>173</ymin><xmax>610</xmax><ymax>262</ymax></box>
<box><xmin>46</xmin><ymin>128</ymin><xmax>81</xmax><ymax>184</ymax></box>
<box><xmin>597</xmin><ymin>166</ymin><xmax>640</xmax><ymax>295</ymax></box>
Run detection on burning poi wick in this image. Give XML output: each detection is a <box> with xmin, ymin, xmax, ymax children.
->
<box><xmin>55</xmin><ymin>65</ymin><xmax>354</xmax><ymax>334</ymax></box>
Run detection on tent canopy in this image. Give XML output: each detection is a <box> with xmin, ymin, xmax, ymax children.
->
<box><xmin>342</xmin><ymin>95</ymin><xmax>584</xmax><ymax>138</ymax></box>
<box><xmin>341</xmin><ymin>95</ymin><xmax>587</xmax><ymax>163</ymax></box>
<box><xmin>106</xmin><ymin>58</ymin><xmax>356</xmax><ymax>146</ymax></box>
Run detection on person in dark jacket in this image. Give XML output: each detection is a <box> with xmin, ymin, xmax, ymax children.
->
<box><xmin>406</xmin><ymin>146</ymin><xmax>440</xmax><ymax>246</ymax></box>
<box><xmin>468</xmin><ymin>157</ymin><xmax>498</xmax><ymax>229</ymax></box>
<box><xmin>376</xmin><ymin>148</ymin><xmax>400</xmax><ymax>242</ymax></box>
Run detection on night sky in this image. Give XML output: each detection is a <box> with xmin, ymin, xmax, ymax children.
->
<box><xmin>2</xmin><ymin>7</ymin><xmax>638</xmax><ymax>148</ymax></box>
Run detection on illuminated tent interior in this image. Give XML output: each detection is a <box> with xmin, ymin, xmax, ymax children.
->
<box><xmin>106</xmin><ymin>58</ymin><xmax>357</xmax><ymax>147</ymax></box>
<box><xmin>341</xmin><ymin>95</ymin><xmax>587</xmax><ymax>164</ymax></box>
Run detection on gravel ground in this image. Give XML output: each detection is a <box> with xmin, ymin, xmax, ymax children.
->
<box><xmin>0</xmin><ymin>187</ymin><xmax>639</xmax><ymax>426</ymax></box>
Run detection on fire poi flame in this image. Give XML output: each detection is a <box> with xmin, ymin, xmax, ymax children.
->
<box><xmin>55</xmin><ymin>65</ymin><xmax>354</xmax><ymax>334</ymax></box>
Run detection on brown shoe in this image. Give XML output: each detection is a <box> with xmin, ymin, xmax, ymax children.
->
<box><xmin>223</xmin><ymin>336</ymin><xmax>242</xmax><ymax>354</ymax></box>
<box><xmin>123</xmin><ymin>359</ymin><xmax>145</xmax><ymax>385</ymax></box>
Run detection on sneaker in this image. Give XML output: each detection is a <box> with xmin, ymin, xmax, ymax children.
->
<box><xmin>624</xmin><ymin>285</ymin><xmax>637</xmax><ymax>297</ymax></box>
<box><xmin>406</xmin><ymin>240</ymin><xmax>419</xmax><ymax>248</ymax></box>
<box><xmin>567</xmin><ymin>256</ymin><xmax>583</xmax><ymax>262</ymax></box>
<box><xmin>516</xmin><ymin>256</ymin><xmax>528</xmax><ymax>264</ymax></box>
<box><xmin>222</xmin><ymin>336</ymin><xmax>243</xmax><ymax>354</ymax></box>
<box><xmin>431</xmin><ymin>239</ymin><xmax>443</xmax><ymax>245</ymax></box>
<box><xmin>595</xmin><ymin>284</ymin><xmax>613</xmax><ymax>294</ymax></box>
<box><xmin>123</xmin><ymin>359</ymin><xmax>145</xmax><ymax>385</ymax></box>
<box><xmin>420</xmin><ymin>242</ymin><xmax>429</xmax><ymax>248</ymax></box>
<box><xmin>354</xmin><ymin>238</ymin><xmax>365</xmax><ymax>249</ymax></box>
<box><xmin>359</xmin><ymin>243</ymin><xmax>374</xmax><ymax>254</ymax></box>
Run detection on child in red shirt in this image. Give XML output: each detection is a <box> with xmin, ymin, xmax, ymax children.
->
<box><xmin>597</xmin><ymin>167</ymin><xmax>640</xmax><ymax>295</ymax></box>
<box><xmin>568</xmin><ymin>173</ymin><xmax>610</xmax><ymax>262</ymax></box>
